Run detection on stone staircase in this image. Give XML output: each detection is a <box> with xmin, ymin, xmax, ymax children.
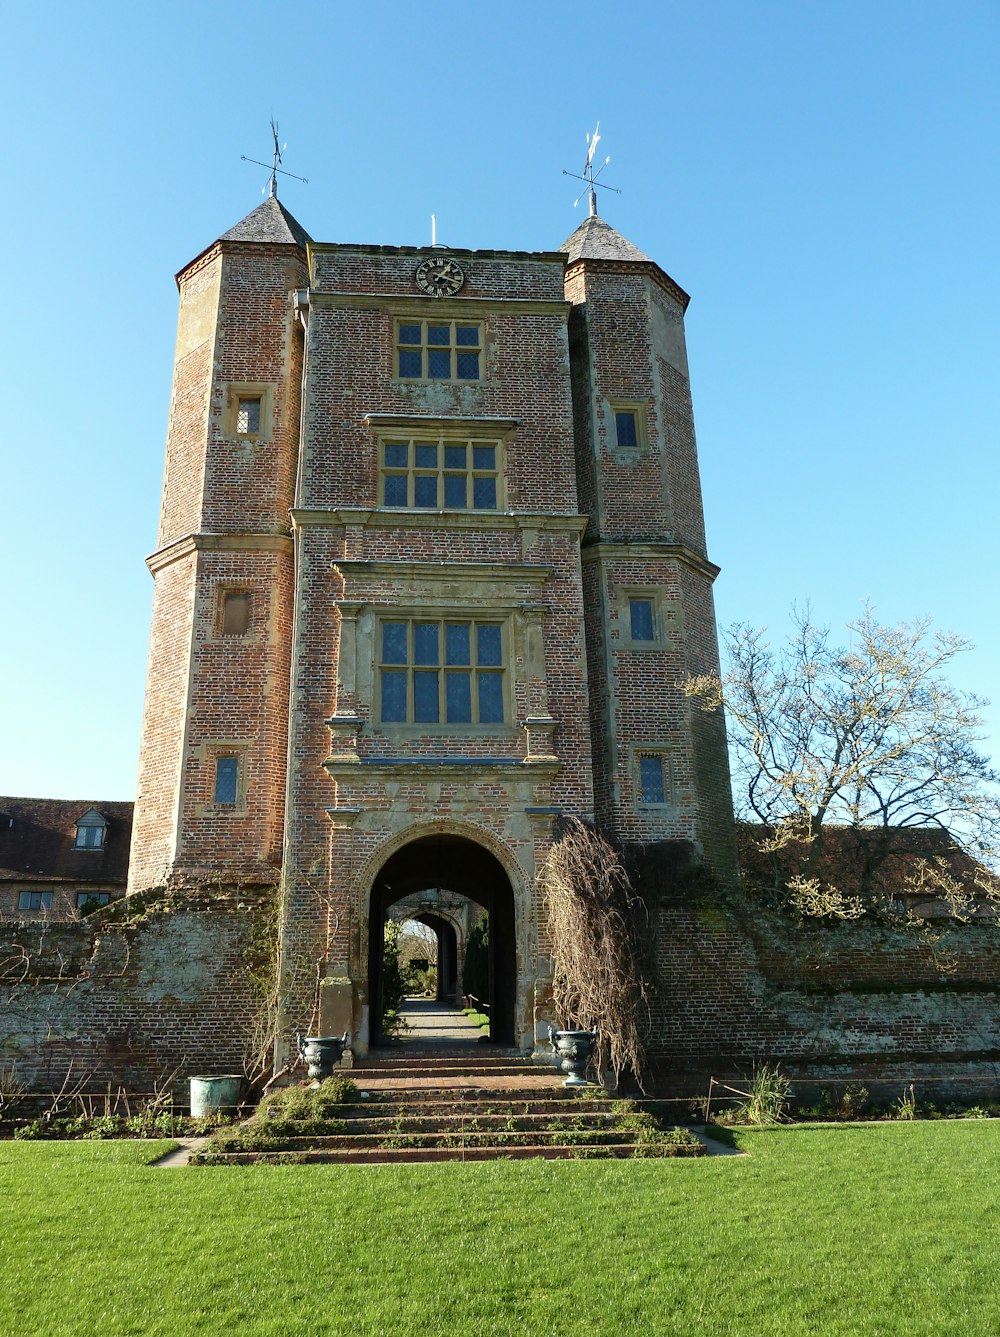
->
<box><xmin>191</xmin><ymin>1050</ymin><xmax>705</xmax><ymax>1165</ymax></box>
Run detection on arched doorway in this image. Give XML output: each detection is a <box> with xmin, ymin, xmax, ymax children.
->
<box><xmin>367</xmin><ymin>833</ymin><xmax>517</xmax><ymax>1047</ymax></box>
<box><xmin>413</xmin><ymin>913</ymin><xmax>458</xmax><ymax>1002</ymax></box>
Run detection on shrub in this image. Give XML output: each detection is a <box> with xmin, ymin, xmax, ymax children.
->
<box><xmin>725</xmin><ymin>1065</ymin><xmax>791</xmax><ymax>1126</ymax></box>
<box><xmin>834</xmin><ymin>1084</ymin><xmax>869</xmax><ymax>1121</ymax></box>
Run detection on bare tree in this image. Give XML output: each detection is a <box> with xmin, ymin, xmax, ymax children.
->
<box><xmin>686</xmin><ymin>606</ymin><xmax>1000</xmax><ymax>919</ymax></box>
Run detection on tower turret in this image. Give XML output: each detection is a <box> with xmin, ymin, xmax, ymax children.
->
<box><xmin>128</xmin><ymin>197</ymin><xmax>311</xmax><ymax>891</ymax></box>
<box><xmin>563</xmin><ymin>212</ymin><xmax>737</xmax><ymax>876</ymax></box>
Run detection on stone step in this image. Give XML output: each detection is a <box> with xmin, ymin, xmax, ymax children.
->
<box><xmin>195</xmin><ymin>1049</ymin><xmax>677</xmax><ymax>1168</ymax></box>
<box><xmin>293</xmin><ymin>1112</ymin><xmax>629</xmax><ymax>1135</ymax></box>
<box><xmin>351</xmin><ymin>1077</ymin><xmax>548</xmax><ymax>1089</ymax></box>
<box><xmin>335</xmin><ymin>1098</ymin><xmax>622</xmax><ymax>1119</ymax></box>
<box><xmin>258</xmin><ymin>1127</ymin><xmax>666</xmax><ymax>1148</ymax></box>
<box><xmin>196</xmin><ymin>1140</ymin><xmax>705</xmax><ymax>1166</ymax></box>
<box><xmin>353</xmin><ymin>1063</ymin><xmax>544</xmax><ymax>1079</ymax></box>
<box><xmin>358</xmin><ymin>1049</ymin><xmax>532</xmax><ymax>1060</ymax></box>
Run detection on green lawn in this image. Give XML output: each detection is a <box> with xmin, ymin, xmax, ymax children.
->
<box><xmin>3</xmin><ymin>1125</ymin><xmax>1000</xmax><ymax>1335</ymax></box>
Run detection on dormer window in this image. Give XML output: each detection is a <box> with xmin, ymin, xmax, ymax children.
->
<box><xmin>74</xmin><ymin>809</ymin><xmax>107</xmax><ymax>850</ymax></box>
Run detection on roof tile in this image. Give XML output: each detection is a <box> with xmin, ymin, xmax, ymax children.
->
<box><xmin>0</xmin><ymin>797</ymin><xmax>133</xmax><ymax>885</ymax></box>
<box><xmin>218</xmin><ymin>195</ymin><xmax>312</xmax><ymax>249</ymax></box>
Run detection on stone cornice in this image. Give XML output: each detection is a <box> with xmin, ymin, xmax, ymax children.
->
<box><xmin>307</xmin><ymin>292</ymin><xmax>570</xmax><ymax>318</ymax></box>
<box><xmin>324</xmin><ymin>756</ymin><xmax>560</xmax><ymax>779</ymax></box>
<box><xmin>290</xmin><ymin>507</ymin><xmax>588</xmax><ymax>536</ymax></box>
<box><xmin>146</xmin><ymin>531</ymin><xmax>293</xmax><ymax>574</ymax></box>
<box><xmin>333</xmin><ymin>559</ymin><xmax>554</xmax><ymax>586</ymax></box>
<box><xmin>308</xmin><ymin>242</ymin><xmax>567</xmax><ymax>263</ymax></box>
<box><xmin>581</xmin><ymin>540</ymin><xmax>720</xmax><ymax>582</ymax></box>
<box><xmin>363</xmin><ymin>413</ymin><xmax>519</xmax><ymax>433</ymax></box>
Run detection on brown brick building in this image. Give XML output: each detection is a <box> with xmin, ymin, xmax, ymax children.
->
<box><xmin>129</xmin><ymin>190</ymin><xmax>737</xmax><ymax>1062</ymax></box>
<box><xmin>1</xmin><ymin>798</ymin><xmax>132</xmax><ymax>922</ymax></box>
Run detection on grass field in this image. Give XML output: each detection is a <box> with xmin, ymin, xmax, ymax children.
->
<box><xmin>2</xmin><ymin>1124</ymin><xmax>1000</xmax><ymax>1335</ymax></box>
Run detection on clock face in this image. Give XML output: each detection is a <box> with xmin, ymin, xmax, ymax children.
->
<box><xmin>415</xmin><ymin>256</ymin><xmax>465</xmax><ymax>297</ymax></box>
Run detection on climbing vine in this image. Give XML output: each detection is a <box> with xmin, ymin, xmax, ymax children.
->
<box><xmin>538</xmin><ymin>817</ymin><xmax>650</xmax><ymax>1086</ymax></box>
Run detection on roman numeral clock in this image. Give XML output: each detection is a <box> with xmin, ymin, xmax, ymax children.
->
<box><xmin>415</xmin><ymin>256</ymin><xmax>465</xmax><ymax>296</ymax></box>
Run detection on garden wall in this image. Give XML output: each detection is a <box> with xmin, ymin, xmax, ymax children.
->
<box><xmin>0</xmin><ymin>890</ymin><xmax>271</xmax><ymax>1095</ymax></box>
<box><xmin>648</xmin><ymin>889</ymin><xmax>1000</xmax><ymax>1104</ymax></box>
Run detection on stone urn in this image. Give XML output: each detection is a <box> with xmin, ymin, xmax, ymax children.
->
<box><xmin>296</xmin><ymin>1031</ymin><xmax>350</xmax><ymax>1081</ymax></box>
<box><xmin>548</xmin><ymin>1025</ymin><xmax>598</xmax><ymax>1087</ymax></box>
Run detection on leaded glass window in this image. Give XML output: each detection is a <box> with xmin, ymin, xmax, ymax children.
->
<box><xmin>396</xmin><ymin>320</ymin><xmax>482</xmax><ymax>381</ymax></box>
<box><xmin>380</xmin><ymin>437</ymin><xmax>499</xmax><ymax>511</ymax></box>
<box><xmin>379</xmin><ymin>619</ymin><xmax>506</xmax><ymax>725</ymax></box>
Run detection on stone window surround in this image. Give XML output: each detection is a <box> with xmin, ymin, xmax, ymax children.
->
<box><xmin>632</xmin><ymin>745</ymin><xmax>676</xmax><ymax>809</ymax></box>
<box><xmin>222</xmin><ymin>382</ymin><xmax>273</xmax><ymax>442</ymax></box>
<box><xmin>213</xmin><ymin>584</ymin><xmax>258</xmax><ymax>640</ymax></box>
<box><xmin>366</xmin><ymin>415</ymin><xmax>516</xmax><ymax>515</ymax></box>
<box><xmin>196</xmin><ymin>743</ymin><xmax>250</xmax><ymax>814</ymax></box>
<box><xmin>607</xmin><ymin>400</ymin><xmax>649</xmax><ymax>455</ymax></box>
<box><xmin>329</xmin><ymin>557</ymin><xmax>557</xmax><ymax>746</ymax></box>
<box><xmin>612</xmin><ymin>584</ymin><xmax>680</xmax><ymax>651</ymax></box>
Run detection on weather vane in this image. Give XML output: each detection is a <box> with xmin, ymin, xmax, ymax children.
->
<box><xmin>562</xmin><ymin>121</ymin><xmax>621</xmax><ymax>216</ymax></box>
<box><xmin>241</xmin><ymin>119</ymin><xmax>309</xmax><ymax>198</ymax></box>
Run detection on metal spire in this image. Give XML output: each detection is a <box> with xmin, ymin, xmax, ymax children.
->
<box><xmin>241</xmin><ymin>119</ymin><xmax>309</xmax><ymax>198</ymax></box>
<box><xmin>562</xmin><ymin>120</ymin><xmax>621</xmax><ymax>215</ymax></box>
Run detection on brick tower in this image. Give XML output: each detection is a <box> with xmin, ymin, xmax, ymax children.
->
<box><xmin>563</xmin><ymin>213</ymin><xmax>736</xmax><ymax>872</ymax></box>
<box><xmin>130</xmin><ymin>191</ymin><xmax>736</xmax><ymax>1060</ymax></box>
<box><xmin>128</xmin><ymin>192</ymin><xmax>309</xmax><ymax>892</ymax></box>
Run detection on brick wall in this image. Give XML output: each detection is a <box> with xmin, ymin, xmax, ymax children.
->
<box><xmin>0</xmin><ymin>892</ymin><xmax>269</xmax><ymax>1093</ymax></box>
<box><xmin>642</xmin><ymin>873</ymin><xmax>1000</xmax><ymax>1099</ymax></box>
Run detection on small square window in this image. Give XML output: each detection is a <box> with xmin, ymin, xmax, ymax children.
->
<box><xmin>638</xmin><ymin>754</ymin><xmax>668</xmax><ymax>805</ymax></box>
<box><xmin>629</xmin><ymin>598</ymin><xmax>655</xmax><ymax>642</ymax></box>
<box><xmin>214</xmin><ymin>756</ymin><xmax>240</xmax><ymax>805</ymax></box>
<box><xmin>222</xmin><ymin>592</ymin><xmax>251</xmax><ymax>637</ymax></box>
<box><xmin>18</xmin><ymin>890</ymin><xmax>53</xmax><ymax>912</ymax></box>
<box><xmin>225</xmin><ymin>385</ymin><xmax>270</xmax><ymax>439</ymax></box>
<box><xmin>236</xmin><ymin>397</ymin><xmax>261</xmax><ymax>435</ymax></box>
<box><xmin>611</xmin><ymin>403</ymin><xmax>646</xmax><ymax>451</ymax></box>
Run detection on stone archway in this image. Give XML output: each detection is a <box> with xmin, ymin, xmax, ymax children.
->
<box><xmin>367</xmin><ymin>833</ymin><xmax>517</xmax><ymax>1047</ymax></box>
<box><xmin>412</xmin><ymin>912</ymin><xmax>459</xmax><ymax>1001</ymax></box>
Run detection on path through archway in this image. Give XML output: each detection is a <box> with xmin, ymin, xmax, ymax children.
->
<box><xmin>368</xmin><ymin>834</ymin><xmax>516</xmax><ymax>1047</ymax></box>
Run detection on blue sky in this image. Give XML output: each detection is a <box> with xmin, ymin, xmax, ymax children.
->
<box><xmin>1</xmin><ymin>0</ymin><xmax>997</xmax><ymax>800</ymax></box>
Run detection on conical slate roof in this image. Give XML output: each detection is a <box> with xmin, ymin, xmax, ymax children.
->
<box><xmin>560</xmin><ymin>214</ymin><xmax>652</xmax><ymax>265</ymax></box>
<box><xmin>218</xmin><ymin>194</ymin><xmax>312</xmax><ymax>249</ymax></box>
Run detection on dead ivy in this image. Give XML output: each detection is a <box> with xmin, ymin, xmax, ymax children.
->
<box><xmin>538</xmin><ymin>817</ymin><xmax>650</xmax><ymax>1087</ymax></box>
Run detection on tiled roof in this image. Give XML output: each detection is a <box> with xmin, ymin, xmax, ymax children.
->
<box><xmin>0</xmin><ymin>797</ymin><xmax>133</xmax><ymax>885</ymax></box>
<box><xmin>217</xmin><ymin>195</ymin><xmax>312</xmax><ymax>248</ymax></box>
<box><xmin>560</xmin><ymin>214</ymin><xmax>653</xmax><ymax>265</ymax></box>
<box><xmin>737</xmin><ymin>822</ymin><xmax>989</xmax><ymax>898</ymax></box>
